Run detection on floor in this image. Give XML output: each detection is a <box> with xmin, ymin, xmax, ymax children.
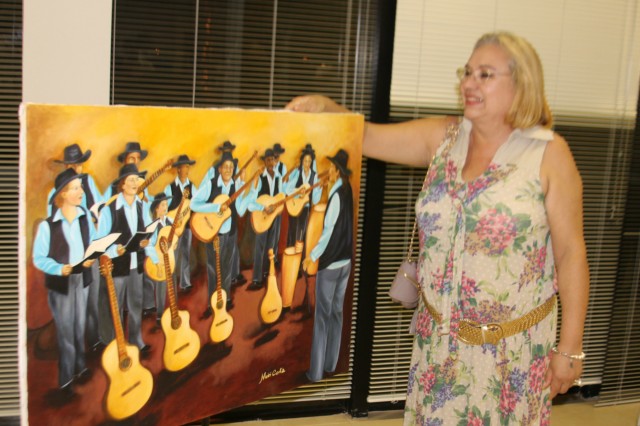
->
<box><xmin>218</xmin><ymin>402</ymin><xmax>640</xmax><ymax>425</ymax></box>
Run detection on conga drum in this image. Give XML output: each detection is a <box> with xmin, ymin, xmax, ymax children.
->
<box><xmin>305</xmin><ymin>203</ymin><xmax>326</xmax><ymax>275</ymax></box>
<box><xmin>281</xmin><ymin>241</ymin><xmax>303</xmax><ymax>308</ymax></box>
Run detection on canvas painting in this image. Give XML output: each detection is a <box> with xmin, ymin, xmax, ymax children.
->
<box><xmin>19</xmin><ymin>104</ymin><xmax>363</xmax><ymax>425</ymax></box>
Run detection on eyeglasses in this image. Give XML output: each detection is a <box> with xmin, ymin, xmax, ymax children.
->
<box><xmin>456</xmin><ymin>66</ymin><xmax>511</xmax><ymax>84</ymax></box>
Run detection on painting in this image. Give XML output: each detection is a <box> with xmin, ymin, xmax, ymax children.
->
<box><xmin>18</xmin><ymin>104</ymin><xmax>363</xmax><ymax>425</ymax></box>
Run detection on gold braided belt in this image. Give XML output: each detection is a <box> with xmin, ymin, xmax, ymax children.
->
<box><xmin>421</xmin><ymin>294</ymin><xmax>557</xmax><ymax>346</ymax></box>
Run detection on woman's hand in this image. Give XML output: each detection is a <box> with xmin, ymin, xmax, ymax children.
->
<box><xmin>543</xmin><ymin>350</ymin><xmax>583</xmax><ymax>398</ymax></box>
<box><xmin>285</xmin><ymin>95</ymin><xmax>350</xmax><ymax>113</ymax></box>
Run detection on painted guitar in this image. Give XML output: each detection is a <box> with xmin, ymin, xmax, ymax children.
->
<box><xmin>259</xmin><ymin>248</ymin><xmax>283</xmax><ymax>324</ymax></box>
<box><xmin>99</xmin><ymin>255</ymin><xmax>153</xmax><ymax>421</ymax></box>
<box><xmin>191</xmin><ymin>168</ymin><xmax>262</xmax><ymax>243</ymax></box>
<box><xmin>144</xmin><ymin>188</ymin><xmax>190</xmax><ymax>281</ymax></box>
<box><xmin>285</xmin><ymin>171</ymin><xmax>328</xmax><ymax>217</ymax></box>
<box><xmin>250</xmin><ymin>186</ymin><xmax>310</xmax><ymax>234</ymax></box>
<box><xmin>158</xmin><ymin>236</ymin><xmax>201</xmax><ymax>371</ymax></box>
<box><xmin>209</xmin><ymin>235</ymin><xmax>234</xmax><ymax>343</ymax></box>
<box><xmin>167</xmin><ymin>195</ymin><xmax>191</xmax><ymax>237</ymax></box>
<box><xmin>232</xmin><ymin>150</ymin><xmax>258</xmax><ymax>181</ymax></box>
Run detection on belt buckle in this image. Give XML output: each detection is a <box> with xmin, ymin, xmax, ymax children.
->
<box><xmin>459</xmin><ymin>320</ymin><xmax>504</xmax><ymax>346</ymax></box>
<box><xmin>480</xmin><ymin>323</ymin><xmax>504</xmax><ymax>345</ymax></box>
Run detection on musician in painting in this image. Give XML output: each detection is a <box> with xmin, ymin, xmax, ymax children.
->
<box><xmin>163</xmin><ymin>154</ymin><xmax>197</xmax><ymax>292</ymax></box>
<box><xmin>33</xmin><ymin>169</ymin><xmax>96</xmax><ymax>395</ymax></box>
<box><xmin>96</xmin><ymin>164</ymin><xmax>152</xmax><ymax>355</ymax></box>
<box><xmin>191</xmin><ymin>152</ymin><xmax>251</xmax><ymax>315</ymax></box>
<box><xmin>247</xmin><ymin>148</ymin><xmax>283</xmax><ymax>291</ymax></box>
<box><xmin>302</xmin><ymin>149</ymin><xmax>353</xmax><ymax>382</ymax></box>
<box><xmin>46</xmin><ymin>143</ymin><xmax>105</xmax><ymax>351</ymax></box>
<box><xmin>144</xmin><ymin>193</ymin><xmax>173</xmax><ymax>325</ymax></box>
<box><xmin>284</xmin><ymin>144</ymin><xmax>322</xmax><ymax>248</ymax></box>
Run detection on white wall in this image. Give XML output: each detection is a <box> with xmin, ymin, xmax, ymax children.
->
<box><xmin>22</xmin><ymin>0</ymin><xmax>113</xmax><ymax>104</ymax></box>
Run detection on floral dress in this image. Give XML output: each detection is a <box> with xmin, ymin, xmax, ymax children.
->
<box><xmin>404</xmin><ymin>119</ymin><xmax>558</xmax><ymax>426</ymax></box>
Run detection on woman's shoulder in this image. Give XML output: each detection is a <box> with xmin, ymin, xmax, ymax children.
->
<box><xmin>540</xmin><ymin>131</ymin><xmax>581</xmax><ymax>195</ymax></box>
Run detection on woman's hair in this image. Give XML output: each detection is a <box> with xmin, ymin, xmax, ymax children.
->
<box><xmin>474</xmin><ymin>31</ymin><xmax>553</xmax><ymax>129</ymax></box>
<box><xmin>53</xmin><ymin>189</ymin><xmax>67</xmax><ymax>209</ymax></box>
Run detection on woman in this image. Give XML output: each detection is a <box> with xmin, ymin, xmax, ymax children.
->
<box><xmin>287</xmin><ymin>31</ymin><xmax>589</xmax><ymax>424</ymax></box>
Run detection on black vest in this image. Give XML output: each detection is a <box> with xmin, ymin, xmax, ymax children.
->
<box><xmin>318</xmin><ymin>181</ymin><xmax>353</xmax><ymax>270</ymax></box>
<box><xmin>259</xmin><ymin>173</ymin><xmax>280</xmax><ymax>197</ymax></box>
<box><xmin>167</xmin><ymin>181</ymin><xmax>193</xmax><ymax>211</ymax></box>
<box><xmin>295</xmin><ymin>168</ymin><xmax>315</xmax><ymax>188</ymax></box>
<box><xmin>108</xmin><ymin>200</ymin><xmax>145</xmax><ymax>277</ymax></box>
<box><xmin>206</xmin><ymin>177</ymin><xmax>238</xmax><ymax>234</ymax></box>
<box><xmin>44</xmin><ymin>210</ymin><xmax>92</xmax><ymax>294</ymax></box>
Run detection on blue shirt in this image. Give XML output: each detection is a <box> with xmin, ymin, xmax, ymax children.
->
<box><xmin>96</xmin><ymin>194</ymin><xmax>152</xmax><ymax>269</ymax></box>
<box><xmin>33</xmin><ymin>207</ymin><xmax>96</xmax><ymax>276</ymax></box>
<box><xmin>191</xmin><ymin>175</ymin><xmax>251</xmax><ymax>234</ymax></box>
<box><xmin>309</xmin><ymin>178</ymin><xmax>350</xmax><ymax>270</ymax></box>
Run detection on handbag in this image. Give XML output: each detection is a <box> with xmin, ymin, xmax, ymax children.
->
<box><xmin>389</xmin><ymin>219</ymin><xmax>420</xmax><ymax>309</ymax></box>
<box><xmin>388</xmin><ymin>120</ymin><xmax>461</xmax><ymax>310</ymax></box>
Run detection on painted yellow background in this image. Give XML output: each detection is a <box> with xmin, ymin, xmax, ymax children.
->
<box><xmin>22</xmin><ymin>104</ymin><xmax>364</xmax><ymax>255</ymax></box>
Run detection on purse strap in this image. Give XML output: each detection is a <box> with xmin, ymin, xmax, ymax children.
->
<box><xmin>406</xmin><ymin>120</ymin><xmax>461</xmax><ymax>262</ymax></box>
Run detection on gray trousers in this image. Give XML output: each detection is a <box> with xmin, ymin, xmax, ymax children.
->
<box><xmin>205</xmin><ymin>231</ymin><xmax>235</xmax><ymax>302</ymax></box>
<box><xmin>146</xmin><ymin>275</ymin><xmax>167</xmax><ymax>319</ymax></box>
<box><xmin>85</xmin><ymin>261</ymin><xmax>101</xmax><ymax>347</ymax></box>
<box><xmin>175</xmin><ymin>228</ymin><xmax>193</xmax><ymax>289</ymax></box>
<box><xmin>307</xmin><ymin>261</ymin><xmax>351</xmax><ymax>382</ymax></box>
<box><xmin>48</xmin><ymin>273</ymin><xmax>87</xmax><ymax>387</ymax></box>
<box><xmin>98</xmin><ymin>269</ymin><xmax>145</xmax><ymax>349</ymax></box>
<box><xmin>252</xmin><ymin>216</ymin><xmax>281</xmax><ymax>280</ymax></box>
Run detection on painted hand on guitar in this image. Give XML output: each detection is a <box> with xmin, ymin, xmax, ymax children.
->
<box><xmin>302</xmin><ymin>257</ymin><xmax>312</xmax><ymax>272</ymax></box>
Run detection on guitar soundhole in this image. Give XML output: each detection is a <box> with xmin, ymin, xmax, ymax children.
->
<box><xmin>171</xmin><ymin>316</ymin><xmax>182</xmax><ymax>330</ymax></box>
<box><xmin>216</xmin><ymin>300</ymin><xmax>224</xmax><ymax>310</ymax></box>
<box><xmin>120</xmin><ymin>357</ymin><xmax>132</xmax><ymax>371</ymax></box>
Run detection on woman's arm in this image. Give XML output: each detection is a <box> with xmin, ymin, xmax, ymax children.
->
<box><xmin>541</xmin><ymin>133</ymin><xmax>590</xmax><ymax>398</ymax></box>
<box><xmin>285</xmin><ymin>95</ymin><xmax>454</xmax><ymax>167</ymax></box>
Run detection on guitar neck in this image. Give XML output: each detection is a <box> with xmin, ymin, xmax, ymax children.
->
<box><xmin>138</xmin><ymin>160</ymin><xmax>173</xmax><ymax>195</ymax></box>
<box><xmin>223</xmin><ymin>168</ymin><xmax>262</xmax><ymax>208</ymax></box>
<box><xmin>104</xmin><ymin>269</ymin><xmax>128</xmax><ymax>362</ymax></box>
<box><xmin>213</xmin><ymin>236</ymin><xmax>223</xmax><ymax>303</ymax></box>
<box><xmin>162</xmin><ymin>250</ymin><xmax>179</xmax><ymax>321</ymax></box>
<box><xmin>232</xmin><ymin>151</ymin><xmax>258</xmax><ymax>181</ymax></box>
<box><xmin>167</xmin><ymin>189</ymin><xmax>190</xmax><ymax>244</ymax></box>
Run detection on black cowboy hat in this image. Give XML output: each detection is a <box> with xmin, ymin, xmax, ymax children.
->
<box><xmin>54</xmin><ymin>143</ymin><xmax>92</xmax><ymax>164</ymax></box>
<box><xmin>217</xmin><ymin>141</ymin><xmax>236</xmax><ymax>152</ymax></box>
<box><xmin>150</xmin><ymin>192</ymin><xmax>173</xmax><ymax>213</ymax></box>
<box><xmin>173</xmin><ymin>154</ymin><xmax>196</xmax><ymax>167</ymax></box>
<box><xmin>49</xmin><ymin>168</ymin><xmax>87</xmax><ymax>203</ymax></box>
<box><xmin>327</xmin><ymin>149</ymin><xmax>351</xmax><ymax>176</ymax></box>
<box><xmin>272</xmin><ymin>143</ymin><xmax>286</xmax><ymax>155</ymax></box>
<box><xmin>111</xmin><ymin>163</ymin><xmax>147</xmax><ymax>188</ymax></box>
<box><xmin>213</xmin><ymin>151</ymin><xmax>238</xmax><ymax>170</ymax></box>
<box><xmin>117</xmin><ymin>141</ymin><xmax>148</xmax><ymax>163</ymax></box>
<box><xmin>260</xmin><ymin>148</ymin><xmax>275</xmax><ymax>160</ymax></box>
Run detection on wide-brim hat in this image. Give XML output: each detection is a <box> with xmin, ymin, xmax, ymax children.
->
<box><xmin>300</xmin><ymin>143</ymin><xmax>315</xmax><ymax>160</ymax></box>
<box><xmin>327</xmin><ymin>149</ymin><xmax>351</xmax><ymax>176</ymax></box>
<box><xmin>260</xmin><ymin>148</ymin><xmax>275</xmax><ymax>160</ymax></box>
<box><xmin>111</xmin><ymin>163</ymin><xmax>147</xmax><ymax>188</ymax></box>
<box><xmin>117</xmin><ymin>141</ymin><xmax>148</xmax><ymax>163</ymax></box>
<box><xmin>49</xmin><ymin>168</ymin><xmax>87</xmax><ymax>203</ymax></box>
<box><xmin>54</xmin><ymin>143</ymin><xmax>92</xmax><ymax>164</ymax></box>
<box><xmin>173</xmin><ymin>154</ymin><xmax>196</xmax><ymax>167</ymax></box>
<box><xmin>272</xmin><ymin>143</ymin><xmax>285</xmax><ymax>155</ymax></box>
<box><xmin>214</xmin><ymin>151</ymin><xmax>237</xmax><ymax>169</ymax></box>
<box><xmin>218</xmin><ymin>141</ymin><xmax>236</xmax><ymax>152</ymax></box>
<box><xmin>150</xmin><ymin>192</ymin><xmax>173</xmax><ymax>213</ymax></box>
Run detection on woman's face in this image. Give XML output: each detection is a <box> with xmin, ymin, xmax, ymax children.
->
<box><xmin>155</xmin><ymin>200</ymin><xmax>169</xmax><ymax>218</ymax></box>
<box><xmin>302</xmin><ymin>154</ymin><xmax>312</xmax><ymax>172</ymax></box>
<box><xmin>460</xmin><ymin>43</ymin><xmax>515</xmax><ymax>127</ymax></box>
<box><xmin>61</xmin><ymin>178</ymin><xmax>84</xmax><ymax>207</ymax></box>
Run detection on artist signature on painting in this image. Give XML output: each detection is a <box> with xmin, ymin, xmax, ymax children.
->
<box><xmin>259</xmin><ymin>367</ymin><xmax>286</xmax><ymax>384</ymax></box>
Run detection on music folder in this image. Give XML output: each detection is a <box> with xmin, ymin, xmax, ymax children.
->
<box><xmin>70</xmin><ymin>232</ymin><xmax>121</xmax><ymax>274</ymax></box>
<box><xmin>122</xmin><ymin>220</ymin><xmax>161</xmax><ymax>252</ymax></box>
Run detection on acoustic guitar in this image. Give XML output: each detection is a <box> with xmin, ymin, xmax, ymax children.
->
<box><xmin>209</xmin><ymin>235</ymin><xmax>234</xmax><ymax>343</ymax></box>
<box><xmin>144</xmin><ymin>188</ymin><xmax>190</xmax><ymax>282</ymax></box>
<box><xmin>259</xmin><ymin>248</ymin><xmax>283</xmax><ymax>324</ymax></box>
<box><xmin>250</xmin><ymin>186</ymin><xmax>308</xmax><ymax>234</ymax></box>
<box><xmin>167</xmin><ymin>194</ymin><xmax>191</xmax><ymax>237</ymax></box>
<box><xmin>99</xmin><ymin>255</ymin><xmax>153</xmax><ymax>421</ymax></box>
<box><xmin>190</xmin><ymin>168</ymin><xmax>262</xmax><ymax>243</ymax></box>
<box><xmin>285</xmin><ymin>171</ymin><xmax>328</xmax><ymax>217</ymax></box>
<box><xmin>158</xmin><ymin>237</ymin><xmax>200</xmax><ymax>371</ymax></box>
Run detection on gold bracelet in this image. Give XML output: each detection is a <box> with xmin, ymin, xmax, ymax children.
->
<box><xmin>551</xmin><ymin>346</ymin><xmax>586</xmax><ymax>368</ymax></box>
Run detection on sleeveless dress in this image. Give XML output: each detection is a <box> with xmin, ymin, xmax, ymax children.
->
<box><xmin>404</xmin><ymin>119</ymin><xmax>558</xmax><ymax>426</ymax></box>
